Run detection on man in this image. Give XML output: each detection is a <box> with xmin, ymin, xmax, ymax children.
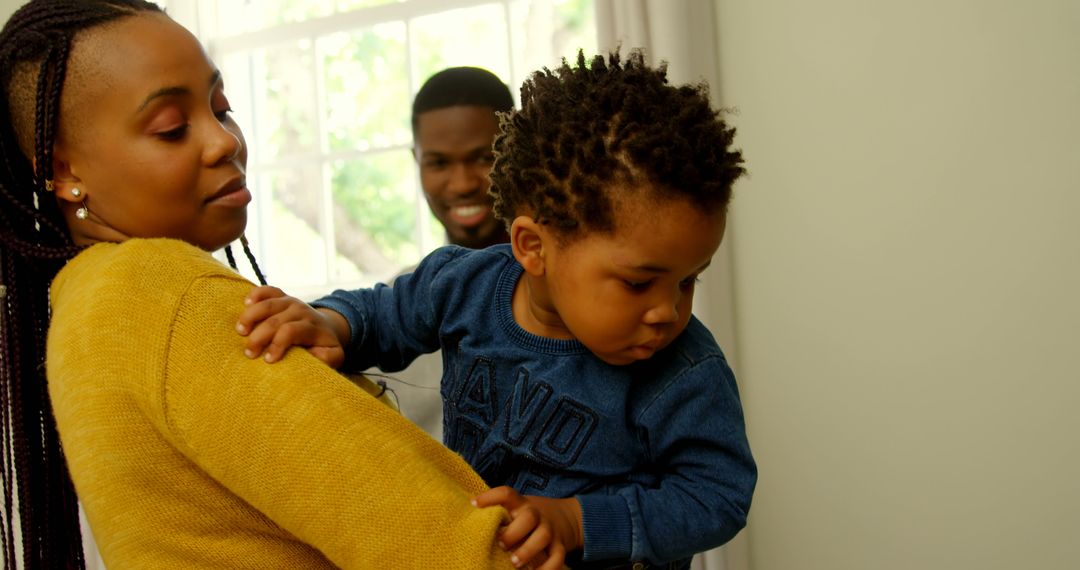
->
<box><xmin>413</xmin><ymin>66</ymin><xmax>514</xmax><ymax>249</ymax></box>
<box><xmin>387</xmin><ymin>67</ymin><xmax>514</xmax><ymax>438</ymax></box>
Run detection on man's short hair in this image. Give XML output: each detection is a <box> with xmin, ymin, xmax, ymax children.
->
<box><xmin>411</xmin><ymin>66</ymin><xmax>514</xmax><ymax>133</ymax></box>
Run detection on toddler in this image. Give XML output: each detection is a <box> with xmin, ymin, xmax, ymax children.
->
<box><xmin>238</xmin><ymin>51</ymin><xmax>756</xmax><ymax>570</ymax></box>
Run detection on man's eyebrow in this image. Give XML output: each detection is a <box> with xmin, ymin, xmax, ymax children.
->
<box><xmin>136</xmin><ymin>70</ymin><xmax>222</xmax><ymax>113</ymax></box>
<box><xmin>418</xmin><ymin>148</ymin><xmax>490</xmax><ymax>162</ymax></box>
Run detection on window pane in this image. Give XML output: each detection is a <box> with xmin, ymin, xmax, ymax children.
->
<box><xmin>335</xmin><ymin>0</ymin><xmax>402</xmax><ymax>11</ymax></box>
<box><xmin>510</xmin><ymin>0</ymin><xmax>597</xmax><ymax>87</ymax></box>
<box><xmin>320</xmin><ymin>23</ymin><xmax>410</xmax><ymax>153</ymax></box>
<box><xmin>411</xmin><ymin>4</ymin><xmax>511</xmax><ymax>83</ymax></box>
<box><xmin>330</xmin><ymin>151</ymin><xmax>422</xmax><ymax>283</ymax></box>
<box><xmin>249</xmin><ymin>40</ymin><xmax>319</xmax><ymax>161</ymax></box>
<box><xmin>199</xmin><ymin>0</ymin><xmax>598</xmax><ymax>293</ymax></box>
<box><xmin>259</xmin><ymin>165</ymin><xmax>330</xmax><ymax>287</ymax></box>
<box><xmin>214</xmin><ymin>0</ymin><xmax>334</xmax><ymax>33</ymax></box>
<box><xmin>220</xmin><ymin>52</ymin><xmax>256</xmax><ymax>159</ymax></box>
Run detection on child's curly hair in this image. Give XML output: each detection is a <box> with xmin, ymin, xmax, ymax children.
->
<box><xmin>490</xmin><ymin>50</ymin><xmax>745</xmax><ymax>242</ymax></box>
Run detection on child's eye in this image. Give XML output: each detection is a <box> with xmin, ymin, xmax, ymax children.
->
<box><xmin>679</xmin><ymin>276</ymin><xmax>701</xmax><ymax>289</ymax></box>
<box><xmin>624</xmin><ymin>279</ymin><xmax>651</xmax><ymax>291</ymax></box>
<box><xmin>157</xmin><ymin>125</ymin><xmax>188</xmax><ymax>141</ymax></box>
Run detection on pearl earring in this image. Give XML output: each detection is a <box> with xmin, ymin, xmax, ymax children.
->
<box><xmin>72</xmin><ymin>187</ymin><xmax>88</xmax><ymax>219</ymax></box>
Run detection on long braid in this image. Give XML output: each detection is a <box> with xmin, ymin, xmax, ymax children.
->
<box><xmin>224</xmin><ymin>243</ymin><xmax>240</xmax><ymax>271</ymax></box>
<box><xmin>240</xmin><ymin>236</ymin><xmax>268</xmax><ymax>286</ymax></box>
<box><xmin>224</xmin><ymin>237</ymin><xmax>269</xmax><ymax>286</ymax></box>
<box><xmin>0</xmin><ymin>2</ymin><xmax>164</xmax><ymax>568</ymax></box>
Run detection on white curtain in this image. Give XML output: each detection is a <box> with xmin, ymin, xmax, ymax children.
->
<box><xmin>593</xmin><ymin>2</ymin><xmax>749</xmax><ymax>570</ymax></box>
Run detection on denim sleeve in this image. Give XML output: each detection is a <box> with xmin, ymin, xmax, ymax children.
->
<box><xmin>311</xmin><ymin>246</ymin><xmax>465</xmax><ymax>373</ymax></box>
<box><xmin>580</xmin><ymin>355</ymin><xmax>757</xmax><ymax>565</ymax></box>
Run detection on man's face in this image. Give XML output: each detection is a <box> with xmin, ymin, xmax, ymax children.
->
<box><xmin>414</xmin><ymin>105</ymin><xmax>507</xmax><ymax>249</ymax></box>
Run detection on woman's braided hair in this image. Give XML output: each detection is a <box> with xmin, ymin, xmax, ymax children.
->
<box><xmin>490</xmin><ymin>50</ymin><xmax>746</xmax><ymax>242</ymax></box>
<box><xmin>0</xmin><ymin>1</ymin><xmax>163</xmax><ymax>567</ymax></box>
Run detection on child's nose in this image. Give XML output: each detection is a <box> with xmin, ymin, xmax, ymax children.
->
<box><xmin>643</xmin><ymin>295</ymin><xmax>680</xmax><ymax>325</ymax></box>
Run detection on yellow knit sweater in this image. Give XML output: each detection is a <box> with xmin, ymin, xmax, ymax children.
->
<box><xmin>47</xmin><ymin>238</ymin><xmax>512</xmax><ymax>569</ymax></box>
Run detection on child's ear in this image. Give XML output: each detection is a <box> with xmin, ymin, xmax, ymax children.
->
<box><xmin>510</xmin><ymin>215</ymin><xmax>547</xmax><ymax>276</ymax></box>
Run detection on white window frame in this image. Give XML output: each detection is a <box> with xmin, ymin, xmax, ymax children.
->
<box><xmin>168</xmin><ymin>0</ymin><xmax>595</xmax><ymax>298</ymax></box>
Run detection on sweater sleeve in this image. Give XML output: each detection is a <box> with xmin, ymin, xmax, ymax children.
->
<box><xmin>579</xmin><ymin>355</ymin><xmax>757</xmax><ymax>565</ymax></box>
<box><xmin>156</xmin><ymin>273</ymin><xmax>512</xmax><ymax>569</ymax></box>
<box><xmin>312</xmin><ymin>245</ymin><xmax>466</xmax><ymax>373</ymax></box>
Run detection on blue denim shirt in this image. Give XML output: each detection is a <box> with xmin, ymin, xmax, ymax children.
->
<box><xmin>314</xmin><ymin>245</ymin><xmax>756</xmax><ymax>567</ymax></box>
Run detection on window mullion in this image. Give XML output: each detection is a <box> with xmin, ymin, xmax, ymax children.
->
<box><xmin>249</xmin><ymin>48</ymin><xmax>270</xmax><ymax>279</ymax></box>
<box><xmin>404</xmin><ymin>17</ymin><xmax>431</xmax><ymax>256</ymax></box>
<box><xmin>502</xmin><ymin>0</ymin><xmax>517</xmax><ymax>94</ymax></box>
<box><xmin>312</xmin><ymin>35</ymin><xmax>336</xmax><ymax>285</ymax></box>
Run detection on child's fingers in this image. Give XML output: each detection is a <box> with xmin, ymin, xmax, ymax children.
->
<box><xmin>307</xmin><ymin>346</ymin><xmax>346</xmax><ymax>369</ymax></box>
<box><xmin>533</xmin><ymin>542</ymin><xmax>566</xmax><ymax>570</ymax></box>
<box><xmin>240</xmin><ymin>301</ymin><xmax>311</xmax><ymax>358</ymax></box>
<box><xmin>238</xmin><ymin>296</ymin><xmax>324</xmax><ymax>352</ymax></box>
<box><xmin>235</xmin><ymin>296</ymin><xmax>291</xmax><ymax>336</ymax></box>
<box><xmin>241</xmin><ymin>316</ymin><xmax>280</xmax><ymax>359</ymax></box>
<box><xmin>473</xmin><ymin>486</ymin><xmax>522</xmax><ymax>509</ymax></box>
<box><xmin>507</xmin><ymin>522</ymin><xmax>553</xmax><ymax>569</ymax></box>
<box><xmin>261</xmin><ymin>322</ymin><xmax>305</xmax><ymax>363</ymax></box>
<box><xmin>496</xmin><ymin>505</ymin><xmax>541</xmax><ymax>550</ymax></box>
<box><xmin>244</xmin><ymin>285</ymin><xmax>286</xmax><ymax>305</ymax></box>
<box><xmin>261</xmin><ymin>319</ymin><xmax>341</xmax><ymax>363</ymax></box>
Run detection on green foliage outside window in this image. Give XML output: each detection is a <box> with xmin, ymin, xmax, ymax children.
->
<box><xmin>218</xmin><ymin>0</ymin><xmax>596</xmax><ymax>288</ymax></box>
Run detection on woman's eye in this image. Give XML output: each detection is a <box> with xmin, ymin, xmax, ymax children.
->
<box><xmin>157</xmin><ymin>125</ymin><xmax>188</xmax><ymax>141</ymax></box>
<box><xmin>214</xmin><ymin>108</ymin><xmax>233</xmax><ymax>122</ymax></box>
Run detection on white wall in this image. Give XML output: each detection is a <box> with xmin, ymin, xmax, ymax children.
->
<box><xmin>712</xmin><ymin>1</ymin><xmax>1080</xmax><ymax>569</ymax></box>
<box><xmin>1</xmin><ymin>0</ymin><xmax>20</xmax><ymax>25</ymax></box>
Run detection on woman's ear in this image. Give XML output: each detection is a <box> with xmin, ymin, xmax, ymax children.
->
<box><xmin>49</xmin><ymin>152</ymin><xmax>84</xmax><ymax>205</ymax></box>
<box><xmin>510</xmin><ymin>215</ymin><xmax>547</xmax><ymax>276</ymax></box>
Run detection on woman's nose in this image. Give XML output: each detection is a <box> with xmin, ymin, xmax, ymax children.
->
<box><xmin>206</xmin><ymin>124</ymin><xmax>243</xmax><ymax>166</ymax></box>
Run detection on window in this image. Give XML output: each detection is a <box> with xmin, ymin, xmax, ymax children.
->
<box><xmin>179</xmin><ymin>0</ymin><xmax>596</xmax><ymax>298</ymax></box>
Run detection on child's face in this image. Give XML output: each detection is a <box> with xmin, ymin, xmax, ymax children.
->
<box><xmin>526</xmin><ymin>195</ymin><xmax>727</xmax><ymax>366</ymax></box>
<box><xmin>55</xmin><ymin>13</ymin><xmax>249</xmax><ymax>251</ymax></box>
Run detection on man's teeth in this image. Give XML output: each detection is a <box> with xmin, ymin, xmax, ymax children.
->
<box><xmin>452</xmin><ymin>205</ymin><xmax>485</xmax><ymax>217</ymax></box>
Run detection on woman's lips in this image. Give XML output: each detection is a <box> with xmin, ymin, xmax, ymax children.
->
<box><xmin>207</xmin><ymin>178</ymin><xmax>251</xmax><ymax>208</ymax></box>
<box><xmin>211</xmin><ymin>187</ymin><xmax>252</xmax><ymax>207</ymax></box>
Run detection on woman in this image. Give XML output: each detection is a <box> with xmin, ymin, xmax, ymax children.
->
<box><xmin>0</xmin><ymin>1</ymin><xmax>528</xmax><ymax>567</ymax></box>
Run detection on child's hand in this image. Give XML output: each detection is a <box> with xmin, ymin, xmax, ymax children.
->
<box><xmin>473</xmin><ymin>486</ymin><xmax>582</xmax><ymax>570</ymax></box>
<box><xmin>236</xmin><ymin>285</ymin><xmax>348</xmax><ymax>368</ymax></box>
